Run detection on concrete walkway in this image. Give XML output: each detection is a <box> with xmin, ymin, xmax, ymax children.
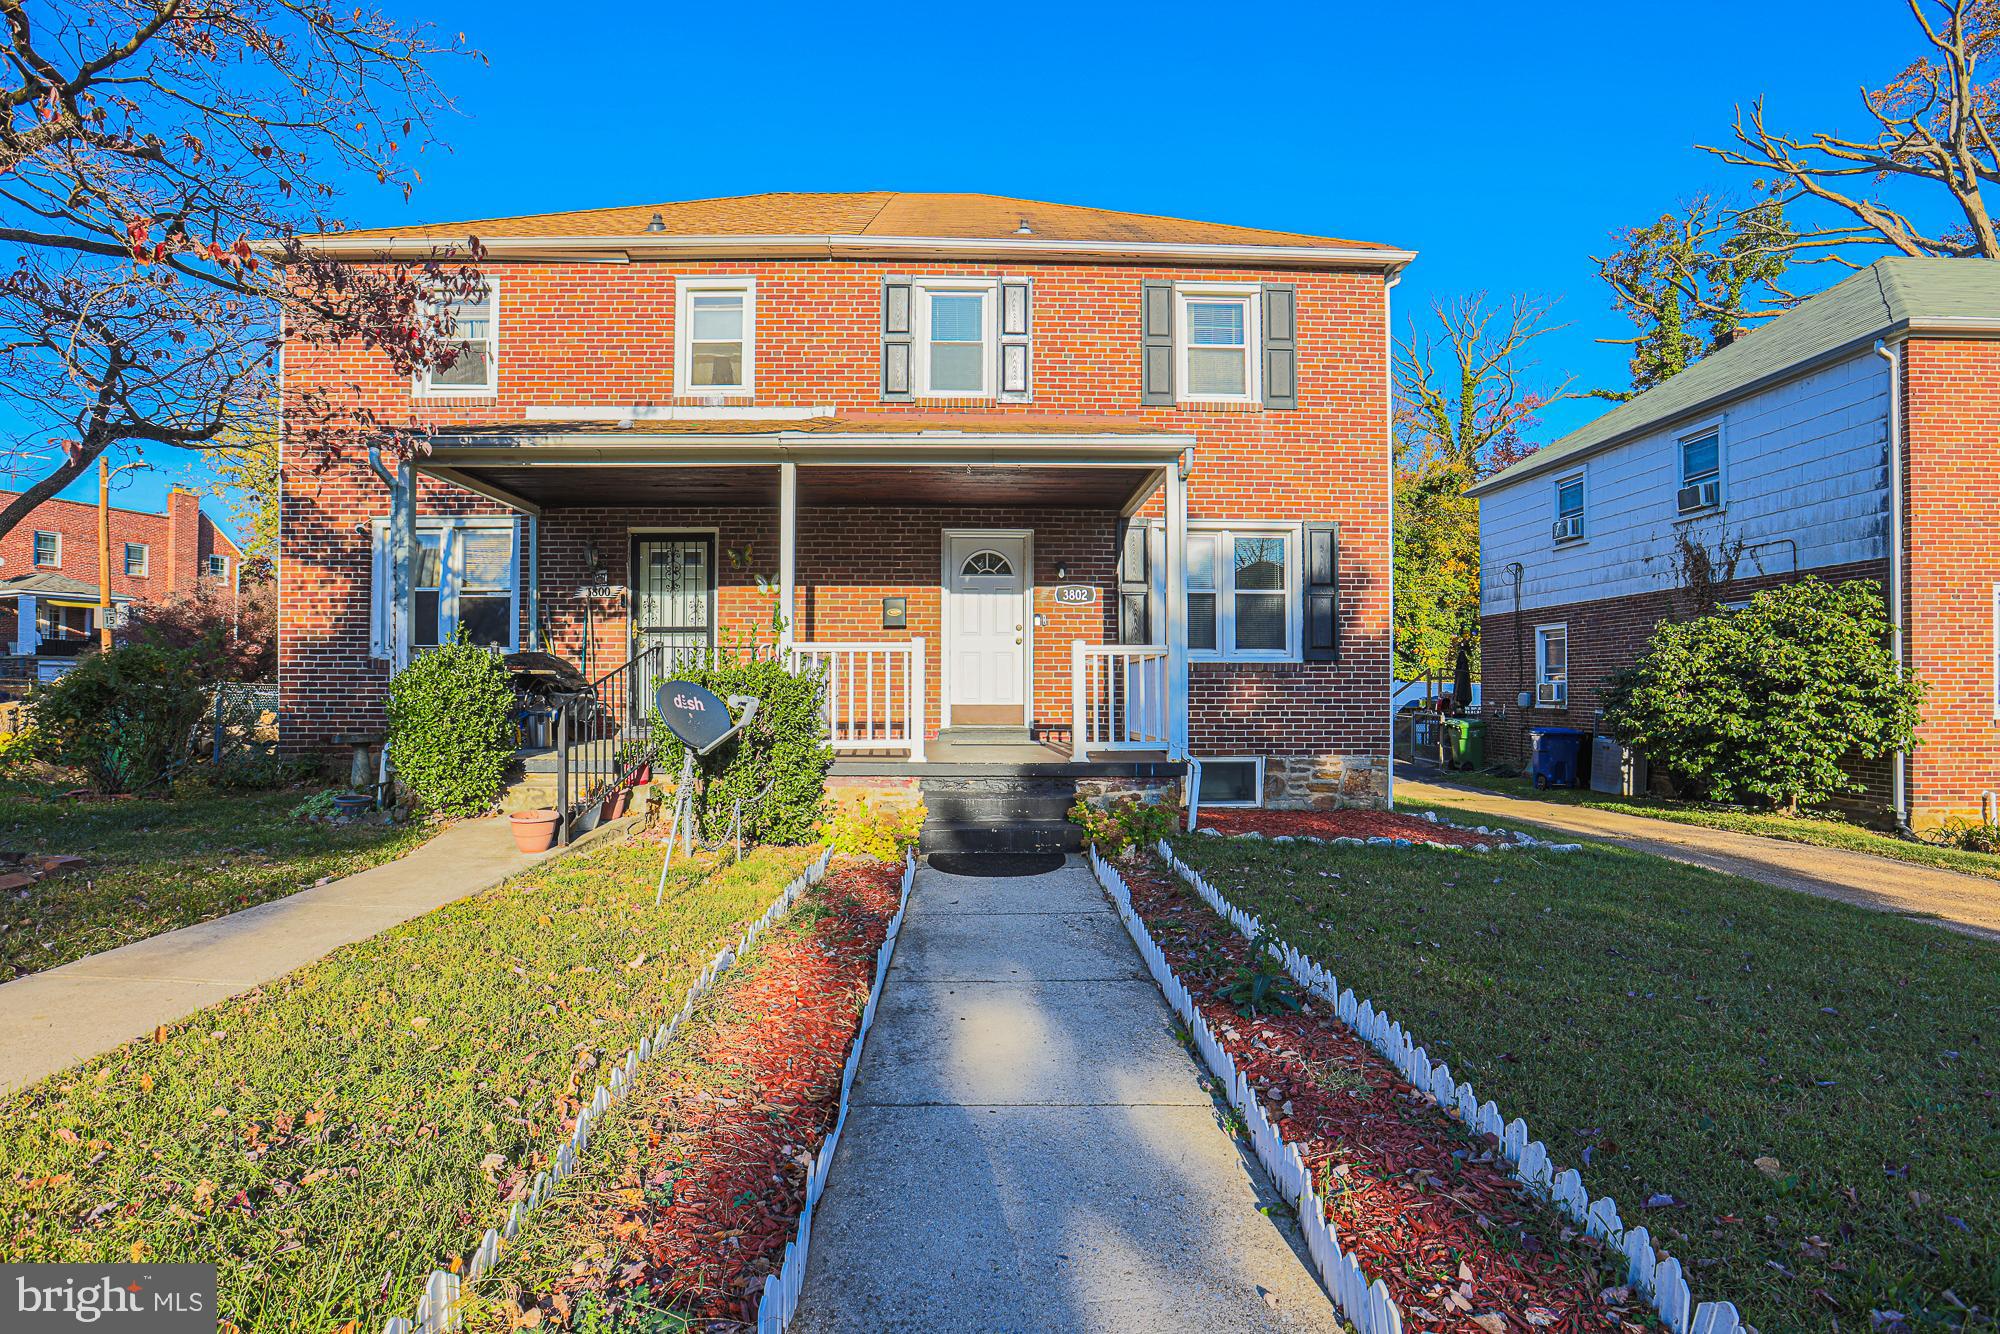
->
<box><xmin>1399</xmin><ymin>772</ymin><xmax>2000</xmax><ymax>941</ymax></box>
<box><xmin>793</xmin><ymin>860</ymin><xmax>1340</xmax><ymax>1334</ymax></box>
<box><xmin>0</xmin><ymin>815</ymin><xmax>578</xmax><ymax>1094</ymax></box>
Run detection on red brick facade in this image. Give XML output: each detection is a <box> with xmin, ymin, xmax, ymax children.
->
<box><xmin>278</xmin><ymin>247</ymin><xmax>1397</xmax><ymax>801</ymax></box>
<box><xmin>1903</xmin><ymin>337</ymin><xmax>2000</xmax><ymax>822</ymax></box>
<box><xmin>0</xmin><ymin>487</ymin><xmax>240</xmax><ymax>645</ymax></box>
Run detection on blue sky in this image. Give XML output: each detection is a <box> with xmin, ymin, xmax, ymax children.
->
<box><xmin>70</xmin><ymin>0</ymin><xmax>1922</xmax><ymax>533</ymax></box>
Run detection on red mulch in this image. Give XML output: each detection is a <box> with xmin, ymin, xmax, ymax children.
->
<box><xmin>1123</xmin><ymin>860</ymin><xmax>1653</xmax><ymax>1332</ymax></box>
<box><xmin>1199</xmin><ymin>806</ymin><xmax>1492</xmax><ymax>848</ymax></box>
<box><xmin>515</xmin><ymin>859</ymin><xmax>902</xmax><ymax>1330</ymax></box>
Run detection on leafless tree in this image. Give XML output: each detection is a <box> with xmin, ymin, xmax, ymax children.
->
<box><xmin>1395</xmin><ymin>292</ymin><xmax>1576</xmax><ymax>475</ymax></box>
<box><xmin>1704</xmin><ymin>0</ymin><xmax>2000</xmax><ymax>259</ymax></box>
<box><xmin>0</xmin><ymin>0</ymin><xmax>486</xmax><ymax>541</ymax></box>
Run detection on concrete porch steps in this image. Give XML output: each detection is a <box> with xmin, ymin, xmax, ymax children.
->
<box><xmin>919</xmin><ymin>773</ymin><xmax>1082</xmax><ymax>855</ymax></box>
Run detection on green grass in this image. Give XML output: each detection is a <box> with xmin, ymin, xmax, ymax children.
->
<box><xmin>1428</xmin><ymin>769</ymin><xmax>2000</xmax><ymax>882</ymax></box>
<box><xmin>0</xmin><ymin>783</ymin><xmax>432</xmax><ymax>981</ymax></box>
<box><xmin>1170</xmin><ymin>831</ymin><xmax>2000</xmax><ymax>1331</ymax></box>
<box><xmin>0</xmin><ymin>838</ymin><xmax>814</xmax><ymax>1333</ymax></box>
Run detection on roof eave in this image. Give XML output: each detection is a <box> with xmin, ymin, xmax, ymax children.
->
<box><xmin>276</xmin><ymin>231</ymin><xmax>1417</xmax><ymax>272</ymax></box>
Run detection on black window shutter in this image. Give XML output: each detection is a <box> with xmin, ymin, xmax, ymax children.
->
<box><xmin>1304</xmin><ymin>521</ymin><xmax>1339</xmax><ymax>662</ymax></box>
<box><xmin>882</xmin><ymin>279</ymin><xmax>914</xmax><ymax>400</ymax></box>
<box><xmin>1263</xmin><ymin>283</ymin><xmax>1298</xmax><ymax>409</ymax></box>
<box><xmin>1117</xmin><ymin>518</ymin><xmax>1153</xmax><ymax>644</ymax></box>
<box><xmin>1141</xmin><ymin>281</ymin><xmax>1174</xmax><ymax>405</ymax></box>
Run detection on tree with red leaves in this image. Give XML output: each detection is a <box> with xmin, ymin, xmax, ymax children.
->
<box><xmin>0</xmin><ymin>0</ymin><xmax>487</xmax><ymax>542</ymax></box>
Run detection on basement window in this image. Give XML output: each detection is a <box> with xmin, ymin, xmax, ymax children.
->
<box><xmin>1196</xmin><ymin>757</ymin><xmax>1263</xmax><ymax>808</ymax></box>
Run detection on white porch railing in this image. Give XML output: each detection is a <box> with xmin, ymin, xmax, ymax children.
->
<box><xmin>791</xmin><ymin>639</ymin><xmax>927</xmax><ymax>762</ymax></box>
<box><xmin>1071</xmin><ymin>642</ymin><xmax>1171</xmax><ymax>757</ymax></box>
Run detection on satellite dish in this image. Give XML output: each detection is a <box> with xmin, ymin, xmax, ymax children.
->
<box><xmin>655</xmin><ymin>681</ymin><xmax>737</xmax><ymax>756</ymax></box>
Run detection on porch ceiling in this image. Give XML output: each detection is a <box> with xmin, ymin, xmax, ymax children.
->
<box><xmin>426</xmin><ymin>460</ymin><xmax>1159</xmax><ymax>510</ymax></box>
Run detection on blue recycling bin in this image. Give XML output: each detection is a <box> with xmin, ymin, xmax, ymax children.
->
<box><xmin>1529</xmin><ymin>727</ymin><xmax>1585</xmax><ymax>789</ymax></box>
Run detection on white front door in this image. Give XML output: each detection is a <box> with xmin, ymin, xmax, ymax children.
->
<box><xmin>946</xmin><ymin>533</ymin><xmax>1029</xmax><ymax>725</ymax></box>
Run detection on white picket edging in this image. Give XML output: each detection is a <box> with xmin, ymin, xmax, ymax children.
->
<box><xmin>381</xmin><ymin>847</ymin><xmax>837</xmax><ymax>1334</ymax></box>
<box><xmin>753</xmin><ymin>851</ymin><xmax>917</xmax><ymax>1332</ymax></box>
<box><xmin>1195</xmin><ymin>808</ymin><xmax>1584</xmax><ymax>854</ymax></box>
<box><xmin>1145</xmin><ymin>840</ymin><xmax>1746</xmax><ymax>1334</ymax></box>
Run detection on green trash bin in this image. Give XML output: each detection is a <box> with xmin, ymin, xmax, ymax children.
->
<box><xmin>1445</xmin><ymin>718</ymin><xmax>1486</xmax><ymax>771</ymax></box>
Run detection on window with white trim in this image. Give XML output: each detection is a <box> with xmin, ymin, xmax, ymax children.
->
<box><xmin>416</xmin><ymin>282</ymin><xmax>497</xmax><ymax>396</ymax></box>
<box><xmin>1175</xmin><ymin>286</ymin><xmax>1259</xmax><ymax>403</ymax></box>
<box><xmin>1195</xmin><ymin>757</ymin><xmax>1264</xmax><ymax>808</ymax></box>
<box><xmin>916</xmin><ymin>281</ymin><xmax>995</xmax><ymax>397</ymax></box>
<box><xmin>124</xmin><ymin>543</ymin><xmax>149</xmax><ymax>577</ymax></box>
<box><xmin>1156</xmin><ymin>523</ymin><xmax>1300</xmax><ymax>662</ymax></box>
<box><xmin>370</xmin><ymin>518</ymin><xmax>519</xmax><ymax>653</ymax></box>
<box><xmin>1535</xmin><ymin>623</ymin><xmax>1568</xmax><ymax>706</ymax></box>
<box><xmin>1677</xmin><ymin>427</ymin><xmax>1721</xmax><ymax>513</ymax></box>
<box><xmin>31</xmin><ymin>531</ymin><xmax>58</xmax><ymax>567</ymax></box>
<box><xmin>1553</xmin><ymin>473</ymin><xmax>1585</xmax><ymax>543</ymax></box>
<box><xmin>676</xmin><ymin>277</ymin><xmax>754</xmax><ymax>395</ymax></box>
<box><xmin>202</xmin><ymin>553</ymin><xmax>228</xmax><ymax>578</ymax></box>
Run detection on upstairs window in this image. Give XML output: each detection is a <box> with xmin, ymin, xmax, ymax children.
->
<box><xmin>417</xmin><ymin>282</ymin><xmax>497</xmax><ymax>396</ymax></box>
<box><xmin>1678</xmin><ymin>428</ymin><xmax>1721</xmax><ymax>513</ymax></box>
<box><xmin>32</xmin><ymin>531</ymin><xmax>59</xmax><ymax>567</ymax></box>
<box><xmin>124</xmin><ymin>543</ymin><xmax>149</xmax><ymax>577</ymax></box>
<box><xmin>917</xmin><ymin>283</ymin><xmax>994</xmax><ymax>397</ymax></box>
<box><xmin>1553</xmin><ymin>473</ymin><xmax>1585</xmax><ymax>543</ymax></box>
<box><xmin>203</xmin><ymin>553</ymin><xmax>229</xmax><ymax>578</ymax></box>
<box><xmin>1176</xmin><ymin>288</ymin><xmax>1258</xmax><ymax>402</ymax></box>
<box><xmin>676</xmin><ymin>278</ymin><xmax>754</xmax><ymax>396</ymax></box>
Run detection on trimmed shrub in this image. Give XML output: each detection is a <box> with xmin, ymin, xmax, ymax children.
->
<box><xmin>820</xmin><ymin>795</ymin><xmax>925</xmax><ymax>860</ymax></box>
<box><xmin>385</xmin><ymin>634</ymin><xmax>517</xmax><ymax>817</ymax></box>
<box><xmin>29</xmin><ymin>644</ymin><xmax>209</xmax><ymax>793</ymax></box>
<box><xmin>1069</xmin><ymin>794</ymin><xmax>1180</xmax><ymax>857</ymax></box>
<box><xmin>649</xmin><ymin>654</ymin><xmax>829</xmax><ymax>845</ymax></box>
<box><xmin>1602</xmin><ymin>577</ymin><xmax>1922</xmax><ymax>814</ymax></box>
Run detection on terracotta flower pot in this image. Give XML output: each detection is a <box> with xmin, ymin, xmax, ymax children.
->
<box><xmin>624</xmin><ymin>764</ymin><xmax>651</xmax><ymax>787</ymax></box>
<box><xmin>601</xmin><ymin>787</ymin><xmax>631</xmax><ymax>821</ymax></box>
<box><xmin>510</xmin><ymin>809</ymin><xmax>560</xmax><ymax>854</ymax></box>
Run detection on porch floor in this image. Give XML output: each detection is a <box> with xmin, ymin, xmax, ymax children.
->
<box><xmin>833</xmin><ymin>740</ymin><xmax>1183</xmax><ymax>779</ymax></box>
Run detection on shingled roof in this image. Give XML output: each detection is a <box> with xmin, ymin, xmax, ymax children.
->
<box><xmin>320</xmin><ymin>190</ymin><xmax>1399</xmax><ymax>252</ymax></box>
<box><xmin>1468</xmin><ymin>258</ymin><xmax>2000</xmax><ymax>496</ymax></box>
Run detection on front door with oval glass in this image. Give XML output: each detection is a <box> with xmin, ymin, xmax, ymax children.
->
<box><xmin>945</xmin><ymin>532</ymin><xmax>1029</xmax><ymax>727</ymax></box>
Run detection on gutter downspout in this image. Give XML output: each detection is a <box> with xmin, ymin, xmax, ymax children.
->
<box><xmin>1874</xmin><ymin>340</ymin><xmax>1910</xmax><ymax>830</ymax></box>
<box><xmin>366</xmin><ymin>446</ymin><xmax>413</xmax><ymax>675</ymax></box>
<box><xmin>1385</xmin><ymin>268</ymin><xmax>1402</xmax><ymax>806</ymax></box>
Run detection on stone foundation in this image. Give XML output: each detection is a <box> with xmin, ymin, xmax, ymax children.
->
<box><xmin>1263</xmin><ymin>753</ymin><xmax>1388</xmax><ymax>810</ymax></box>
<box><xmin>1073</xmin><ymin>773</ymin><xmax>1184</xmax><ymax>810</ymax></box>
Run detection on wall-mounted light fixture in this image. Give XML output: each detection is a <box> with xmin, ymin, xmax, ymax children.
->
<box><xmin>1054</xmin><ymin>562</ymin><xmax>1068</xmax><ymax>581</ymax></box>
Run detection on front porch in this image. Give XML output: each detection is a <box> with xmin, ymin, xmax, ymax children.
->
<box><xmin>379</xmin><ymin>418</ymin><xmax>1206</xmax><ymax>777</ymax></box>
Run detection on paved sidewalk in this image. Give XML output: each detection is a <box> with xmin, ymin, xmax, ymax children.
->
<box><xmin>793</xmin><ymin>859</ymin><xmax>1339</xmax><ymax>1334</ymax></box>
<box><xmin>0</xmin><ymin>816</ymin><xmax>576</xmax><ymax>1094</ymax></box>
<box><xmin>1399</xmin><ymin>773</ymin><xmax>2000</xmax><ymax>941</ymax></box>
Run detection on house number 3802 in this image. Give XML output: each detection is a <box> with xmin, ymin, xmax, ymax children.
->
<box><xmin>1052</xmin><ymin>585</ymin><xmax>1096</xmax><ymax>605</ymax></box>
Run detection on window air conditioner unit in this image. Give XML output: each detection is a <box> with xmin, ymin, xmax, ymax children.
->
<box><xmin>1552</xmin><ymin>515</ymin><xmax>1584</xmax><ymax>542</ymax></box>
<box><xmin>1536</xmin><ymin>680</ymin><xmax>1567</xmax><ymax>706</ymax></box>
<box><xmin>1676</xmin><ymin>479</ymin><xmax>1720</xmax><ymax>513</ymax></box>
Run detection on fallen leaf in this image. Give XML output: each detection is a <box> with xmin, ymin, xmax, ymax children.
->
<box><xmin>137</xmin><ymin>1074</ymin><xmax>153</xmax><ymax>1093</ymax></box>
<box><xmin>129</xmin><ymin>1240</ymin><xmax>147</xmax><ymax>1262</ymax></box>
<box><xmin>152</xmin><ymin>1025</ymin><xmax>169</xmax><ymax>1044</ymax></box>
<box><xmin>1754</xmin><ymin>1156</ymin><xmax>1783</xmax><ymax>1179</ymax></box>
<box><xmin>1471</xmin><ymin>1315</ymin><xmax>1508</xmax><ymax>1333</ymax></box>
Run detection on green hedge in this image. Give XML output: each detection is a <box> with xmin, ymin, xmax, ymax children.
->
<box><xmin>386</xmin><ymin>635</ymin><xmax>517</xmax><ymax>816</ymax></box>
<box><xmin>649</xmin><ymin>655</ymin><xmax>828</xmax><ymax>845</ymax></box>
<box><xmin>29</xmin><ymin>643</ymin><xmax>209</xmax><ymax>793</ymax></box>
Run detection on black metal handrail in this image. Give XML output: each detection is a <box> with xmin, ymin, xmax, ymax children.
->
<box><xmin>555</xmin><ymin>644</ymin><xmax>664</xmax><ymax>843</ymax></box>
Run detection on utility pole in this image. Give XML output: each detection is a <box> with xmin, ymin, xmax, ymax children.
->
<box><xmin>96</xmin><ymin>457</ymin><xmax>152</xmax><ymax>651</ymax></box>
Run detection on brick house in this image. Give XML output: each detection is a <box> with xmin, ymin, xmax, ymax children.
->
<box><xmin>1469</xmin><ymin>258</ymin><xmax>2000</xmax><ymax>828</ymax></box>
<box><xmin>278</xmin><ymin>192</ymin><xmax>1411</xmax><ymax>831</ymax></box>
<box><xmin>0</xmin><ymin>486</ymin><xmax>241</xmax><ymax>666</ymax></box>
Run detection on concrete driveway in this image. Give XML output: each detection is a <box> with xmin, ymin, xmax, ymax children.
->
<box><xmin>1397</xmin><ymin>771</ymin><xmax>2000</xmax><ymax>942</ymax></box>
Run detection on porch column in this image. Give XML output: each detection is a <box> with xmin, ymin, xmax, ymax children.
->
<box><xmin>777</xmin><ymin>460</ymin><xmax>797</xmax><ymax>647</ymax></box>
<box><xmin>15</xmin><ymin>594</ymin><xmax>37</xmax><ymax>656</ymax></box>
<box><xmin>1164</xmin><ymin>457</ymin><xmax>1190</xmax><ymax>760</ymax></box>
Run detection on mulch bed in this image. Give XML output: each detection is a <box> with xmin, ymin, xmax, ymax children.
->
<box><xmin>1198</xmin><ymin>806</ymin><xmax>1492</xmax><ymax>849</ymax></box>
<box><xmin>1123</xmin><ymin>857</ymin><xmax>1656</xmax><ymax>1332</ymax></box>
<box><xmin>492</xmin><ymin>858</ymin><xmax>902</xmax><ymax>1330</ymax></box>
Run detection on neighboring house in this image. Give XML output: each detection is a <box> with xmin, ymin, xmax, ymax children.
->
<box><xmin>276</xmin><ymin>191</ymin><xmax>1411</xmax><ymax>816</ymax></box>
<box><xmin>1469</xmin><ymin>257</ymin><xmax>2000</xmax><ymax>828</ymax></box>
<box><xmin>0</xmin><ymin>486</ymin><xmax>241</xmax><ymax>671</ymax></box>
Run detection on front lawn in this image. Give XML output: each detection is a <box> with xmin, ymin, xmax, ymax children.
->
<box><xmin>0</xmin><ymin>783</ymin><xmax>432</xmax><ymax>981</ymax></box>
<box><xmin>0</xmin><ymin>837</ymin><xmax>815</xmax><ymax>1334</ymax></box>
<box><xmin>1431</xmin><ymin>769</ymin><xmax>2000</xmax><ymax>883</ymax></box>
<box><xmin>1170</xmin><ymin>831</ymin><xmax>2000</xmax><ymax>1331</ymax></box>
